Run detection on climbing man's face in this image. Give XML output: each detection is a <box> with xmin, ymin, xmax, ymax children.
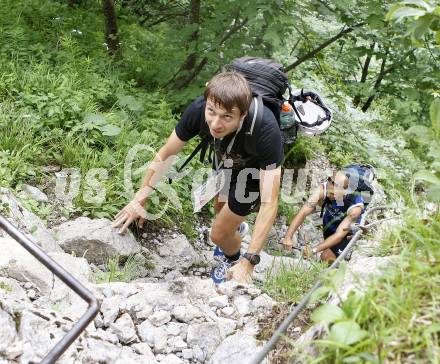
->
<box><xmin>328</xmin><ymin>171</ymin><xmax>350</xmax><ymax>201</ymax></box>
<box><xmin>205</xmin><ymin>98</ymin><xmax>245</xmax><ymax>139</ymax></box>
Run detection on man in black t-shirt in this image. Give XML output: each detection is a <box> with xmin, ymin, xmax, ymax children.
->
<box><xmin>112</xmin><ymin>72</ymin><xmax>283</xmax><ymax>284</ymax></box>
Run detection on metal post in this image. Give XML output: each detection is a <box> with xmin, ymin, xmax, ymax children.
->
<box><xmin>0</xmin><ymin>215</ymin><xmax>100</xmax><ymax>364</ymax></box>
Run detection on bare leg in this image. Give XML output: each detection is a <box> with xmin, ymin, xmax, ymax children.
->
<box><xmin>214</xmin><ymin>194</ymin><xmax>227</xmax><ymax>214</ymax></box>
<box><xmin>210</xmin><ymin>202</ymin><xmax>245</xmax><ymax>256</ymax></box>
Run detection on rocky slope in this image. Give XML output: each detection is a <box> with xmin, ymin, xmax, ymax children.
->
<box><xmin>0</xmin><ymin>186</ymin><xmax>301</xmax><ymax>364</ymax></box>
<box><xmin>0</xmin><ymin>154</ymin><xmax>393</xmax><ymax>364</ymax></box>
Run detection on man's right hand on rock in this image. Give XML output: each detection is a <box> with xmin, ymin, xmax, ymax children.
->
<box><xmin>112</xmin><ymin>199</ymin><xmax>146</xmax><ymax>234</ymax></box>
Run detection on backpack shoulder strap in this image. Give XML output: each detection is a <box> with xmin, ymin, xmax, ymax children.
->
<box><xmin>169</xmin><ymin>100</ymin><xmax>211</xmax><ymax>183</ymax></box>
<box><xmin>320</xmin><ymin>182</ymin><xmax>329</xmax><ymax>217</ymax></box>
<box><xmin>244</xmin><ymin>95</ymin><xmax>264</xmax><ymax>156</ymax></box>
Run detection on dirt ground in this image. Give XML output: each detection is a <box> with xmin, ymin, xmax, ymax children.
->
<box><xmin>258</xmin><ymin>302</ymin><xmax>313</xmax><ymax>364</ymax></box>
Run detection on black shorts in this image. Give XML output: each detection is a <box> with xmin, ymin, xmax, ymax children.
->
<box><xmin>218</xmin><ymin>173</ymin><xmax>261</xmax><ymax>217</ymax></box>
<box><xmin>323</xmin><ymin>229</ymin><xmax>352</xmax><ymax>257</ymax></box>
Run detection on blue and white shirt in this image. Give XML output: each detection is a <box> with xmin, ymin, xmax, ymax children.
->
<box><xmin>322</xmin><ymin>183</ymin><xmax>365</xmax><ymax>234</ymax></box>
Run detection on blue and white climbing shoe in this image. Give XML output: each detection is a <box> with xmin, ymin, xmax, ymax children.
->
<box><xmin>238</xmin><ymin>222</ymin><xmax>249</xmax><ymax>239</ymax></box>
<box><xmin>211</xmin><ymin>246</ymin><xmax>239</xmax><ymax>285</ymax></box>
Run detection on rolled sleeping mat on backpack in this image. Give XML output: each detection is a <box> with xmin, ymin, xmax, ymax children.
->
<box><xmin>289</xmin><ymin>89</ymin><xmax>332</xmax><ymax>136</ymax></box>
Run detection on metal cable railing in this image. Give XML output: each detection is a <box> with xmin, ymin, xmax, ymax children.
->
<box><xmin>0</xmin><ymin>215</ymin><xmax>100</xmax><ymax>364</ymax></box>
<box><xmin>250</xmin><ymin>205</ymin><xmax>392</xmax><ymax>364</ymax></box>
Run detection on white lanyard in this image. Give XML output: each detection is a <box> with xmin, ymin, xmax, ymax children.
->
<box><xmin>213</xmin><ymin>120</ymin><xmax>243</xmax><ymax>171</ymax></box>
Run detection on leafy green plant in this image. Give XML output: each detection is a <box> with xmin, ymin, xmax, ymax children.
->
<box><xmin>412</xmin><ymin>99</ymin><xmax>440</xmax><ymax>202</ymax></box>
<box><xmin>18</xmin><ymin>196</ymin><xmax>53</xmax><ymax>222</ymax></box>
<box><xmin>93</xmin><ymin>254</ymin><xmax>141</xmax><ymax>283</ymax></box>
<box><xmin>0</xmin><ymin>282</ymin><xmax>13</xmax><ymax>293</ymax></box>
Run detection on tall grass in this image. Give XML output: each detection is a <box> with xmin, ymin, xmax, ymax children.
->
<box><xmin>263</xmin><ymin>258</ymin><xmax>327</xmax><ymax>303</ymax></box>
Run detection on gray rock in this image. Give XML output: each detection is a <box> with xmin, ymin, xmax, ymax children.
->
<box><xmin>246</xmin><ymin>287</ymin><xmax>261</xmax><ymax>298</ymax></box>
<box><xmin>110</xmin><ymin>312</ymin><xmax>138</xmax><ymax>344</ymax></box>
<box><xmin>215</xmin><ymin>280</ymin><xmax>249</xmax><ymax>298</ymax></box>
<box><xmin>88</xmin><ymin>328</ymin><xmax>119</xmax><ymax>344</ymax></box>
<box><xmin>252</xmin><ymin>294</ymin><xmax>276</xmax><ymax>313</ymax></box>
<box><xmin>0</xmin><ymin>239</ymin><xmax>92</xmax><ymax>318</ymax></box>
<box><xmin>0</xmin><ymin>277</ymin><xmax>28</xmax><ymax>301</ymax></box>
<box><xmin>242</xmin><ymin>320</ymin><xmax>260</xmax><ymax>336</ymax></box>
<box><xmin>161</xmin><ymin>354</ymin><xmax>184</xmax><ymax>364</ymax></box>
<box><xmin>172</xmin><ymin>304</ymin><xmax>203</xmax><ymax>323</ymax></box>
<box><xmin>215</xmin><ymin>316</ymin><xmax>237</xmax><ymax>339</ymax></box>
<box><xmin>94</xmin><ymin>312</ymin><xmax>104</xmax><ymax>329</ymax></box>
<box><xmin>192</xmin><ymin>345</ymin><xmax>205</xmax><ymax>362</ymax></box>
<box><xmin>105</xmin><ymin>282</ymin><xmax>185</xmax><ymax>314</ymax></box>
<box><xmin>168</xmin><ymin>336</ymin><xmax>187</xmax><ymax>351</ymax></box>
<box><xmin>137</xmin><ymin>320</ymin><xmax>168</xmax><ymax>354</ymax></box>
<box><xmin>100</xmin><ymin>296</ymin><xmax>121</xmax><ymax>327</ymax></box>
<box><xmin>149</xmin><ymin>235</ymin><xmax>203</xmax><ymax>276</ymax></box>
<box><xmin>18</xmin><ymin>310</ymin><xmax>53</xmax><ymax>364</ymax></box>
<box><xmin>166</xmin><ymin>322</ymin><xmax>188</xmax><ymax>337</ymax></box>
<box><xmin>210</xmin><ymin>333</ymin><xmax>263</xmax><ymax>364</ymax></box>
<box><xmin>80</xmin><ymin>338</ymin><xmax>123</xmax><ymax>363</ymax></box>
<box><xmin>0</xmin><ymin>188</ymin><xmax>60</xmax><ymax>252</ymax></box>
<box><xmin>187</xmin><ymin>323</ymin><xmax>222</xmax><ymax>357</ymax></box>
<box><xmin>233</xmin><ymin>295</ymin><xmax>251</xmax><ymax>316</ymax></box>
<box><xmin>20</xmin><ymin>184</ymin><xmax>49</xmax><ymax>203</ymax></box>
<box><xmin>220</xmin><ymin>306</ymin><xmax>235</xmax><ymax>318</ymax></box>
<box><xmin>0</xmin><ymin>308</ymin><xmax>17</xmax><ymax>353</ymax></box>
<box><xmin>135</xmin><ymin>305</ymin><xmax>153</xmax><ymax>321</ymax></box>
<box><xmin>54</xmin><ymin>217</ymin><xmax>141</xmax><ymax>264</ymax></box>
<box><xmin>132</xmin><ymin>342</ymin><xmax>157</xmax><ymax>361</ymax></box>
<box><xmin>182</xmin><ymin>348</ymin><xmax>193</xmax><ymax>360</ymax></box>
<box><xmin>198</xmin><ymin>303</ymin><xmax>219</xmax><ymax>322</ymax></box>
<box><xmin>330</xmin><ymin>255</ymin><xmax>397</xmax><ymax>303</ymax></box>
<box><xmin>208</xmin><ymin>295</ymin><xmax>228</xmax><ymax>308</ymax></box>
<box><xmin>149</xmin><ymin>310</ymin><xmax>171</xmax><ymax>326</ymax></box>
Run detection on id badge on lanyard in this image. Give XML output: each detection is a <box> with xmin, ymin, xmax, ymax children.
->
<box><xmin>192</xmin><ymin>121</ymin><xmax>242</xmax><ymax>213</ymax></box>
<box><xmin>192</xmin><ymin>169</ymin><xmax>225</xmax><ymax>213</ymax></box>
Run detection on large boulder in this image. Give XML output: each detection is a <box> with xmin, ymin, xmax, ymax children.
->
<box><xmin>0</xmin><ymin>236</ymin><xmax>94</xmax><ymax>319</ymax></box>
<box><xmin>0</xmin><ymin>188</ymin><xmax>60</xmax><ymax>252</ymax></box>
<box><xmin>53</xmin><ymin>217</ymin><xmax>142</xmax><ymax>264</ymax></box>
<box><xmin>0</xmin><ymin>236</ymin><xmax>91</xmax><ymax>294</ymax></box>
<box><xmin>148</xmin><ymin>234</ymin><xmax>204</xmax><ymax>276</ymax></box>
<box><xmin>210</xmin><ymin>333</ymin><xmax>265</xmax><ymax>364</ymax></box>
<box><xmin>187</xmin><ymin>322</ymin><xmax>222</xmax><ymax>358</ymax></box>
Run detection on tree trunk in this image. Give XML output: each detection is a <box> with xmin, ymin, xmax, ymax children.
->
<box><xmin>171</xmin><ymin>0</ymin><xmax>201</xmax><ymax>90</ymax></box>
<box><xmin>353</xmin><ymin>42</ymin><xmax>375</xmax><ymax>107</ymax></box>
<box><xmin>361</xmin><ymin>52</ymin><xmax>387</xmax><ymax>112</ymax></box>
<box><xmin>103</xmin><ymin>0</ymin><xmax>120</xmax><ymax>57</ymax></box>
<box><xmin>285</xmin><ymin>23</ymin><xmax>364</xmax><ymax>72</ymax></box>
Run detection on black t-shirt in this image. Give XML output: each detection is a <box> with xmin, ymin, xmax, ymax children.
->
<box><xmin>175</xmin><ymin>96</ymin><xmax>283</xmax><ymax>178</ymax></box>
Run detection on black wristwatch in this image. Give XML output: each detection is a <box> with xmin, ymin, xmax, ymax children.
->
<box><xmin>243</xmin><ymin>252</ymin><xmax>261</xmax><ymax>265</ymax></box>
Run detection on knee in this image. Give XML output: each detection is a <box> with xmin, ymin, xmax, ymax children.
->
<box><xmin>210</xmin><ymin>226</ymin><xmax>227</xmax><ymax>245</ymax></box>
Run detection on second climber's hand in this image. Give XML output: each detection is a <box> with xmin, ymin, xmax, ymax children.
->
<box><xmin>303</xmin><ymin>246</ymin><xmax>314</xmax><ymax>259</ymax></box>
<box><xmin>282</xmin><ymin>233</ymin><xmax>298</xmax><ymax>251</ymax></box>
<box><xmin>282</xmin><ymin>237</ymin><xmax>294</xmax><ymax>251</ymax></box>
<box><xmin>112</xmin><ymin>199</ymin><xmax>147</xmax><ymax>234</ymax></box>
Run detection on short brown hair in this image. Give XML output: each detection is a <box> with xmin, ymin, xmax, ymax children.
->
<box><xmin>204</xmin><ymin>72</ymin><xmax>252</xmax><ymax>116</ymax></box>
